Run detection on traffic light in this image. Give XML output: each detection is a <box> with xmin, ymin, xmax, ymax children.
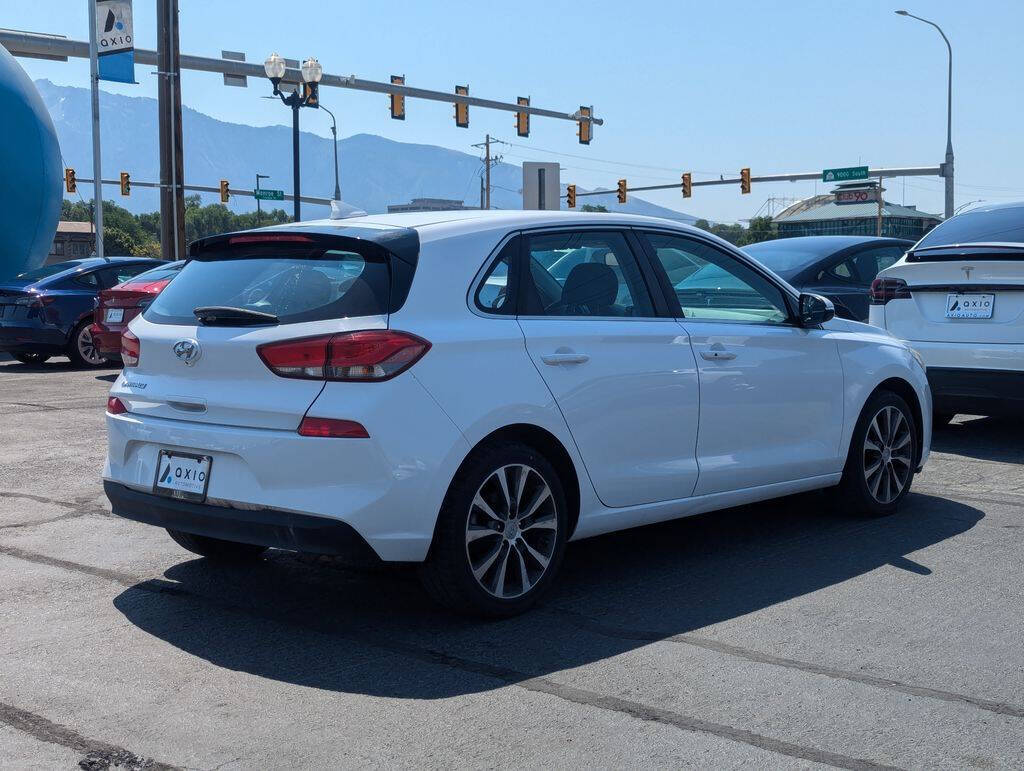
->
<box><xmin>682</xmin><ymin>172</ymin><xmax>692</xmax><ymax>198</ymax></box>
<box><xmin>740</xmin><ymin>167</ymin><xmax>751</xmax><ymax>194</ymax></box>
<box><xmin>577</xmin><ymin>106</ymin><xmax>592</xmax><ymax>145</ymax></box>
<box><xmin>617</xmin><ymin>179</ymin><xmax>627</xmax><ymax>204</ymax></box>
<box><xmin>64</xmin><ymin>168</ymin><xmax>76</xmax><ymax>194</ymax></box>
<box><xmin>567</xmin><ymin>184</ymin><xmax>576</xmax><ymax>209</ymax></box>
<box><xmin>219</xmin><ymin>179</ymin><xmax>230</xmax><ymax>203</ymax></box>
<box><xmin>302</xmin><ymin>81</ymin><xmax>319</xmax><ymax>108</ymax></box>
<box><xmin>390</xmin><ymin>75</ymin><xmax>405</xmax><ymax>120</ymax></box>
<box><xmin>516</xmin><ymin>96</ymin><xmax>530</xmax><ymax>138</ymax></box>
<box><xmin>454</xmin><ymin>85</ymin><xmax>469</xmax><ymax>128</ymax></box>
<box><xmin>119</xmin><ymin>172</ymin><xmax>130</xmax><ymax>196</ymax></box>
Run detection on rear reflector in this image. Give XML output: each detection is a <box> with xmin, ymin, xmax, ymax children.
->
<box><xmin>107</xmin><ymin>396</ymin><xmax>128</xmax><ymax>415</ymax></box>
<box><xmin>297</xmin><ymin>417</ymin><xmax>369</xmax><ymax>438</ymax></box>
<box><xmin>121</xmin><ymin>329</ymin><xmax>140</xmax><ymax>367</ymax></box>
<box><xmin>870</xmin><ymin>277</ymin><xmax>912</xmax><ymax>305</ymax></box>
<box><xmin>258</xmin><ymin>330</ymin><xmax>430</xmax><ymax>382</ymax></box>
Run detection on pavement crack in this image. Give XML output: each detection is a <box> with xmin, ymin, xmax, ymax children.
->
<box><xmin>0</xmin><ymin>700</ymin><xmax>179</xmax><ymax>771</ymax></box>
<box><xmin>0</xmin><ymin>490</ymin><xmax>83</xmax><ymax>509</ymax></box>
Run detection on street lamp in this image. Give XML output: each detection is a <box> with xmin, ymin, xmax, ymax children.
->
<box><xmin>263</xmin><ymin>53</ymin><xmax>322</xmax><ymax>221</ymax></box>
<box><xmin>895</xmin><ymin>10</ymin><xmax>954</xmax><ymax>219</ymax></box>
<box><xmin>319</xmin><ymin>103</ymin><xmax>342</xmax><ymax>202</ymax></box>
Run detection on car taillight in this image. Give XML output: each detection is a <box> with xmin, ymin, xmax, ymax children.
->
<box><xmin>106</xmin><ymin>396</ymin><xmax>128</xmax><ymax>415</ymax></box>
<box><xmin>869</xmin><ymin>278</ymin><xmax>912</xmax><ymax>305</ymax></box>
<box><xmin>257</xmin><ymin>330</ymin><xmax>430</xmax><ymax>382</ymax></box>
<box><xmin>297</xmin><ymin>417</ymin><xmax>369</xmax><ymax>438</ymax></box>
<box><xmin>122</xmin><ymin>329</ymin><xmax>140</xmax><ymax>367</ymax></box>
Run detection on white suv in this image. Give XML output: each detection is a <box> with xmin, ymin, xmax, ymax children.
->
<box><xmin>104</xmin><ymin>211</ymin><xmax>931</xmax><ymax>616</ymax></box>
<box><xmin>869</xmin><ymin>202</ymin><xmax>1024</xmax><ymax>423</ymax></box>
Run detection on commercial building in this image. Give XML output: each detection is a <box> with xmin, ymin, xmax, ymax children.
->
<box><xmin>774</xmin><ymin>181</ymin><xmax>941</xmax><ymax>239</ymax></box>
<box><xmin>47</xmin><ymin>221</ymin><xmax>95</xmax><ymax>264</ymax></box>
<box><xmin>387</xmin><ymin>198</ymin><xmax>475</xmax><ymax>214</ymax></box>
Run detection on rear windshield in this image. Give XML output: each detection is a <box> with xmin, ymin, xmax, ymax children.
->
<box><xmin>916</xmin><ymin>206</ymin><xmax>1024</xmax><ymax>250</ymax></box>
<box><xmin>145</xmin><ymin>245</ymin><xmax>390</xmax><ymax>326</ymax></box>
<box><xmin>129</xmin><ymin>261</ymin><xmax>185</xmax><ymax>284</ymax></box>
<box><xmin>743</xmin><ymin>241</ymin><xmax>835</xmax><ymax>276</ymax></box>
<box><xmin>13</xmin><ymin>260</ymin><xmax>89</xmax><ymax>282</ymax></box>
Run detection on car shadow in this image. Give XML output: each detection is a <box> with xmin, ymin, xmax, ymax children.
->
<box><xmin>113</xmin><ymin>491</ymin><xmax>981</xmax><ymax>699</ymax></box>
<box><xmin>932</xmin><ymin>415</ymin><xmax>1024</xmax><ymax>464</ymax></box>
<box><xmin>0</xmin><ymin>358</ymin><xmax>120</xmax><ymax>374</ymax></box>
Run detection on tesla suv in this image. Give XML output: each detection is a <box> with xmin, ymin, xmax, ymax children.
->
<box><xmin>869</xmin><ymin>202</ymin><xmax>1024</xmax><ymax>423</ymax></box>
<box><xmin>103</xmin><ymin>211</ymin><xmax>931</xmax><ymax>616</ymax></box>
<box><xmin>0</xmin><ymin>257</ymin><xmax>162</xmax><ymax>366</ymax></box>
<box><xmin>92</xmin><ymin>261</ymin><xmax>185</xmax><ymax>359</ymax></box>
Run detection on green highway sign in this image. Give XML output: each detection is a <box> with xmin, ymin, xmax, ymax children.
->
<box><xmin>254</xmin><ymin>188</ymin><xmax>284</xmax><ymax>201</ymax></box>
<box><xmin>822</xmin><ymin>166</ymin><xmax>869</xmax><ymax>183</ymax></box>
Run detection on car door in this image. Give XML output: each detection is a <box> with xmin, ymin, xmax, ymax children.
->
<box><xmin>516</xmin><ymin>228</ymin><xmax>700</xmax><ymax>508</ymax></box>
<box><xmin>638</xmin><ymin>231</ymin><xmax>845</xmax><ymax>497</ymax></box>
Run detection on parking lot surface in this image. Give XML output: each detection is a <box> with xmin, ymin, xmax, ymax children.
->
<box><xmin>1</xmin><ymin>357</ymin><xmax>1022</xmax><ymax>770</ymax></box>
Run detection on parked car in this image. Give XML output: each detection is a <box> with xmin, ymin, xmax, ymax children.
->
<box><xmin>0</xmin><ymin>257</ymin><xmax>163</xmax><ymax>366</ymax></box>
<box><xmin>869</xmin><ymin>201</ymin><xmax>1024</xmax><ymax>422</ymax></box>
<box><xmin>92</xmin><ymin>261</ymin><xmax>185</xmax><ymax>359</ymax></box>
<box><xmin>743</xmin><ymin>236</ymin><xmax>912</xmax><ymax>322</ymax></box>
<box><xmin>103</xmin><ymin>212</ymin><xmax>931</xmax><ymax>616</ymax></box>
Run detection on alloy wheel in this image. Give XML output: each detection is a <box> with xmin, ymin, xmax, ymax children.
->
<box><xmin>863</xmin><ymin>405</ymin><xmax>913</xmax><ymax>504</ymax></box>
<box><xmin>77</xmin><ymin>325</ymin><xmax>106</xmax><ymax>365</ymax></box>
<box><xmin>465</xmin><ymin>463</ymin><xmax>558</xmax><ymax>599</ymax></box>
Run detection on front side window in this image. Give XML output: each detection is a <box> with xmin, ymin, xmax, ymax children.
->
<box><xmin>852</xmin><ymin>245</ymin><xmax>905</xmax><ymax>280</ymax></box>
<box><xmin>642</xmin><ymin>232</ymin><xmax>790</xmax><ymax>324</ymax></box>
<box><xmin>520</xmin><ymin>231</ymin><xmax>654</xmax><ymax>317</ymax></box>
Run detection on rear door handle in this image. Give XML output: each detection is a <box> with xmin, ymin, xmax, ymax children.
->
<box><xmin>700</xmin><ymin>350</ymin><xmax>736</xmax><ymax>361</ymax></box>
<box><xmin>541</xmin><ymin>353</ymin><xmax>590</xmax><ymax>365</ymax></box>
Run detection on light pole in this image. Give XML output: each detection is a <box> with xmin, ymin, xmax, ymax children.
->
<box><xmin>319</xmin><ymin>103</ymin><xmax>342</xmax><ymax>202</ymax></box>
<box><xmin>255</xmin><ymin>173</ymin><xmax>270</xmax><ymax>225</ymax></box>
<box><xmin>263</xmin><ymin>53</ymin><xmax>323</xmax><ymax>222</ymax></box>
<box><xmin>896</xmin><ymin>10</ymin><xmax>954</xmax><ymax>219</ymax></box>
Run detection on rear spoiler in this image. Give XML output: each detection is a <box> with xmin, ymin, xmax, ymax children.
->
<box><xmin>188</xmin><ymin>226</ymin><xmax>420</xmax><ymax>314</ymax></box>
<box><xmin>907</xmin><ymin>243</ymin><xmax>1024</xmax><ymax>262</ymax></box>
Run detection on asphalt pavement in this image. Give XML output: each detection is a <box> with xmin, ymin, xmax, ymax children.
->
<box><xmin>1</xmin><ymin>356</ymin><xmax>1022</xmax><ymax>769</ymax></box>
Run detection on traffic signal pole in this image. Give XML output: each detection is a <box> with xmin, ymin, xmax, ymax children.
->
<box><xmin>157</xmin><ymin>0</ymin><xmax>185</xmax><ymax>261</ymax></box>
<box><xmin>86</xmin><ymin>0</ymin><xmax>104</xmax><ymax>259</ymax></box>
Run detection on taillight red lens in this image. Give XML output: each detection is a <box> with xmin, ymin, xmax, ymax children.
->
<box><xmin>106</xmin><ymin>396</ymin><xmax>128</xmax><ymax>415</ymax></box>
<box><xmin>258</xmin><ymin>330</ymin><xmax>430</xmax><ymax>382</ymax></box>
<box><xmin>121</xmin><ymin>330</ymin><xmax>140</xmax><ymax>367</ymax></box>
<box><xmin>869</xmin><ymin>277</ymin><xmax>912</xmax><ymax>305</ymax></box>
<box><xmin>297</xmin><ymin>417</ymin><xmax>369</xmax><ymax>438</ymax></box>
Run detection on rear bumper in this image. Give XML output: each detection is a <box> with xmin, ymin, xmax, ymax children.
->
<box><xmin>90</xmin><ymin>323</ymin><xmax>123</xmax><ymax>356</ymax></box>
<box><xmin>104</xmin><ymin>481</ymin><xmax>382</xmax><ymax>563</ymax></box>
<box><xmin>927</xmin><ymin>367</ymin><xmax>1024</xmax><ymax>417</ymax></box>
<box><xmin>910</xmin><ymin>339</ymin><xmax>1024</xmax><ymax>372</ymax></box>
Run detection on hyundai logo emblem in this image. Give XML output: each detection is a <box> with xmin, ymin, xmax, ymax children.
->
<box><xmin>173</xmin><ymin>339</ymin><xmax>202</xmax><ymax>366</ymax></box>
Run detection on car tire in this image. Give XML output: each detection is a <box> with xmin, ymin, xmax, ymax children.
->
<box><xmin>166</xmin><ymin>529</ymin><xmax>268</xmax><ymax>561</ymax></box>
<box><xmin>419</xmin><ymin>441</ymin><xmax>568</xmax><ymax>617</ymax></box>
<box><xmin>66</xmin><ymin>320</ymin><xmax>108</xmax><ymax>368</ymax></box>
<box><xmin>834</xmin><ymin>390</ymin><xmax>918</xmax><ymax>517</ymax></box>
<box><xmin>12</xmin><ymin>352</ymin><xmax>49</xmax><ymax>365</ymax></box>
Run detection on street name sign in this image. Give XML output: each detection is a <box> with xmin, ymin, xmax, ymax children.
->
<box><xmin>254</xmin><ymin>189</ymin><xmax>284</xmax><ymax>201</ymax></box>
<box><xmin>823</xmin><ymin>166</ymin><xmax>869</xmax><ymax>183</ymax></box>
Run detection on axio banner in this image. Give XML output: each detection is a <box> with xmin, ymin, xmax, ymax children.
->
<box><xmin>95</xmin><ymin>0</ymin><xmax>135</xmax><ymax>83</ymax></box>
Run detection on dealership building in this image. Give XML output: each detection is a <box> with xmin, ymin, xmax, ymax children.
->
<box><xmin>773</xmin><ymin>181</ymin><xmax>941</xmax><ymax>239</ymax></box>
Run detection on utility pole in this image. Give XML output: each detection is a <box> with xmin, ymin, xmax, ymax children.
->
<box><xmin>86</xmin><ymin>0</ymin><xmax>104</xmax><ymax>258</ymax></box>
<box><xmin>472</xmin><ymin>134</ymin><xmax>503</xmax><ymax>210</ymax></box>
<box><xmin>157</xmin><ymin>0</ymin><xmax>185</xmax><ymax>260</ymax></box>
<box><xmin>876</xmin><ymin>176</ymin><xmax>884</xmax><ymax>236</ymax></box>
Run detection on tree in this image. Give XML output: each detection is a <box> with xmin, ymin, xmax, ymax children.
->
<box><xmin>580</xmin><ymin>204</ymin><xmax>608</xmax><ymax>213</ymax></box>
<box><xmin>742</xmin><ymin>216</ymin><xmax>777</xmax><ymax>246</ymax></box>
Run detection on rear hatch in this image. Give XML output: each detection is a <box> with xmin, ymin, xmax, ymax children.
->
<box><xmin>0</xmin><ymin>286</ymin><xmax>35</xmax><ymax>322</ymax></box>
<box><xmin>879</xmin><ymin>245</ymin><xmax>1024</xmax><ymax>343</ymax></box>
<box><xmin>119</xmin><ymin>227</ymin><xmax>418</xmax><ymax>430</ymax></box>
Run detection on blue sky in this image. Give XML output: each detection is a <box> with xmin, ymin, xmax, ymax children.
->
<box><xmin>7</xmin><ymin>0</ymin><xmax>1023</xmax><ymax>222</ymax></box>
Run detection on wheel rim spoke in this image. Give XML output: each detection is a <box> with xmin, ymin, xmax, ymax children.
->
<box><xmin>863</xmin><ymin>405</ymin><xmax>912</xmax><ymax>504</ymax></box>
<box><xmin>465</xmin><ymin>462</ymin><xmax>557</xmax><ymax>599</ymax></box>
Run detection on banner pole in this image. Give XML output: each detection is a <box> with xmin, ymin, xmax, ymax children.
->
<box><xmin>87</xmin><ymin>0</ymin><xmax>104</xmax><ymax>258</ymax></box>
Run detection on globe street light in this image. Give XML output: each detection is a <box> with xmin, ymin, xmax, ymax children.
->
<box><xmin>263</xmin><ymin>52</ymin><xmax>321</xmax><ymax>221</ymax></box>
<box><xmin>895</xmin><ymin>10</ymin><xmax>954</xmax><ymax>219</ymax></box>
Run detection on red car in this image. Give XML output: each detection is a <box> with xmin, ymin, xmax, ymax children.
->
<box><xmin>91</xmin><ymin>261</ymin><xmax>184</xmax><ymax>358</ymax></box>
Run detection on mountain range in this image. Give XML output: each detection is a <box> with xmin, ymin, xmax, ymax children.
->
<box><xmin>35</xmin><ymin>79</ymin><xmax>697</xmax><ymax>223</ymax></box>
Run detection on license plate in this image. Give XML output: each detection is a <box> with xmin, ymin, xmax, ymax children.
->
<box><xmin>105</xmin><ymin>308</ymin><xmax>124</xmax><ymax>323</ymax></box>
<box><xmin>945</xmin><ymin>293</ymin><xmax>994</xmax><ymax>319</ymax></box>
<box><xmin>153</xmin><ymin>450</ymin><xmax>212</xmax><ymax>502</ymax></box>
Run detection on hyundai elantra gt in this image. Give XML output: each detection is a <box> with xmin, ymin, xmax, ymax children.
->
<box><xmin>103</xmin><ymin>211</ymin><xmax>931</xmax><ymax>616</ymax></box>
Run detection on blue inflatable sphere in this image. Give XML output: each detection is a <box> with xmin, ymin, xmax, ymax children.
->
<box><xmin>0</xmin><ymin>45</ymin><xmax>62</xmax><ymax>280</ymax></box>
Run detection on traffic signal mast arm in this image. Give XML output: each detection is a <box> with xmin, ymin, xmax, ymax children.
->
<box><xmin>565</xmin><ymin>166</ymin><xmax>944</xmax><ymax>199</ymax></box>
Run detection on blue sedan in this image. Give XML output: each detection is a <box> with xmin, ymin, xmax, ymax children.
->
<box><xmin>0</xmin><ymin>257</ymin><xmax>162</xmax><ymax>366</ymax></box>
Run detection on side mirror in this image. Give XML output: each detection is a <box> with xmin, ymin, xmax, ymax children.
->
<box><xmin>798</xmin><ymin>293</ymin><xmax>835</xmax><ymax>326</ymax></box>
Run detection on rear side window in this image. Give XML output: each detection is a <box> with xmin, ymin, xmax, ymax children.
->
<box><xmin>475</xmin><ymin>237</ymin><xmax>519</xmax><ymax>315</ymax></box>
<box><xmin>146</xmin><ymin>245</ymin><xmax>390</xmax><ymax>326</ymax></box>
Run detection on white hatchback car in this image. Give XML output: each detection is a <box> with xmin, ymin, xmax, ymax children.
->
<box><xmin>104</xmin><ymin>211</ymin><xmax>931</xmax><ymax>616</ymax></box>
<box><xmin>868</xmin><ymin>202</ymin><xmax>1024</xmax><ymax>423</ymax></box>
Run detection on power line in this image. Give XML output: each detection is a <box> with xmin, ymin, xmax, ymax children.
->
<box><xmin>495</xmin><ymin>138</ymin><xmax>722</xmax><ymax>177</ymax></box>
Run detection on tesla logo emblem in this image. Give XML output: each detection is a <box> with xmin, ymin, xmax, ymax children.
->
<box><xmin>172</xmin><ymin>339</ymin><xmax>201</xmax><ymax>366</ymax></box>
<box><xmin>962</xmin><ymin>266</ymin><xmax>974</xmax><ymax>280</ymax></box>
